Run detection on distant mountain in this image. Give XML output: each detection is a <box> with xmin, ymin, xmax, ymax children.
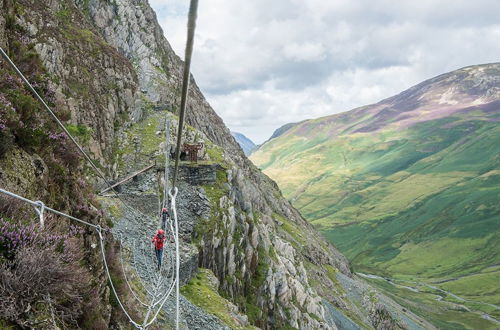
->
<box><xmin>231</xmin><ymin>131</ymin><xmax>256</xmax><ymax>155</ymax></box>
<box><xmin>269</xmin><ymin>122</ymin><xmax>302</xmax><ymax>140</ymax></box>
<box><xmin>251</xmin><ymin>63</ymin><xmax>500</xmax><ymax>328</ymax></box>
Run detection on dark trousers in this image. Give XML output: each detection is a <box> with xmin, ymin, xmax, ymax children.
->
<box><xmin>155</xmin><ymin>248</ymin><xmax>163</xmax><ymax>269</ymax></box>
<box><xmin>161</xmin><ymin>214</ymin><xmax>168</xmax><ymax>230</ymax></box>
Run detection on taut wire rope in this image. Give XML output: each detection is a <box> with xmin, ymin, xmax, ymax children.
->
<box><xmin>0</xmin><ymin>188</ymin><xmax>147</xmax><ymax>327</ymax></box>
<box><xmin>163</xmin><ymin>118</ymin><xmax>170</xmax><ymax>213</ymax></box>
<box><xmin>164</xmin><ymin>1</ymin><xmax>199</xmax><ymax>327</ymax></box>
<box><xmin>172</xmin><ymin>0</ymin><xmax>199</xmax><ymax>188</ymax></box>
<box><xmin>0</xmin><ymin>188</ymin><xmax>99</xmax><ymax>229</ymax></box>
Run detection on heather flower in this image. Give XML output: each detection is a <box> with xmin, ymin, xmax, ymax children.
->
<box><xmin>19</xmin><ymin>35</ymin><xmax>30</xmax><ymax>45</ymax></box>
<box><xmin>48</xmin><ymin>132</ymin><xmax>68</xmax><ymax>140</ymax></box>
<box><xmin>0</xmin><ymin>217</ymin><xmax>85</xmax><ymax>259</ymax></box>
<box><xmin>0</xmin><ymin>94</ymin><xmax>15</xmax><ymax>113</ymax></box>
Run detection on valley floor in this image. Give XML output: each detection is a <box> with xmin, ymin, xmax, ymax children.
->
<box><xmin>358</xmin><ymin>270</ymin><xmax>500</xmax><ymax>329</ymax></box>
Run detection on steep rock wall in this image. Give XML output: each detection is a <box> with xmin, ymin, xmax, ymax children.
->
<box><xmin>0</xmin><ymin>0</ymin><xmax>144</xmax><ymax>327</ymax></box>
<box><xmin>5</xmin><ymin>0</ymin><xmax>140</xmax><ymax>161</ymax></box>
<box><xmin>75</xmin><ymin>0</ymin><xmax>236</xmax><ymax>151</ymax></box>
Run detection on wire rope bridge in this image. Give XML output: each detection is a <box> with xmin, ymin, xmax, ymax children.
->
<box><xmin>0</xmin><ymin>0</ymin><xmax>199</xmax><ymax>328</ymax></box>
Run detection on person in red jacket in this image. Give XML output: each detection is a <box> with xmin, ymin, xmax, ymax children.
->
<box><xmin>152</xmin><ymin>229</ymin><xmax>166</xmax><ymax>271</ymax></box>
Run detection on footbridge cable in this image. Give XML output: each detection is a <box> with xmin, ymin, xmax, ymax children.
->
<box><xmin>0</xmin><ymin>188</ymin><xmax>142</xmax><ymax>326</ymax></box>
<box><xmin>169</xmin><ymin>1</ymin><xmax>199</xmax><ymax>328</ymax></box>
<box><xmin>0</xmin><ymin>188</ymin><xmax>99</xmax><ymax>230</ymax></box>
<box><xmin>172</xmin><ymin>0</ymin><xmax>199</xmax><ymax>188</ymax></box>
<box><xmin>97</xmin><ymin>227</ymin><xmax>143</xmax><ymax>328</ymax></box>
<box><xmin>0</xmin><ymin>187</ymin><xmax>180</xmax><ymax>329</ymax></box>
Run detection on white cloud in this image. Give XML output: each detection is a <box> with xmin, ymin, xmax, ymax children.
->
<box><xmin>151</xmin><ymin>0</ymin><xmax>500</xmax><ymax>144</ymax></box>
<box><xmin>284</xmin><ymin>42</ymin><xmax>326</xmax><ymax>62</ymax></box>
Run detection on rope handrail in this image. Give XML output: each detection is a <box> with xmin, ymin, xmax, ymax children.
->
<box><xmin>97</xmin><ymin>228</ymin><xmax>143</xmax><ymax>328</ymax></box>
<box><xmin>0</xmin><ymin>188</ymin><xmax>100</xmax><ymax>229</ymax></box>
<box><xmin>0</xmin><ymin>188</ymin><xmax>146</xmax><ymax>327</ymax></box>
<box><xmin>119</xmin><ymin>240</ymin><xmax>150</xmax><ymax>308</ymax></box>
<box><xmin>168</xmin><ymin>187</ymin><xmax>181</xmax><ymax>330</ymax></box>
<box><xmin>139</xmin><ymin>189</ymin><xmax>180</xmax><ymax>328</ymax></box>
<box><xmin>145</xmin><ymin>278</ymin><xmax>177</xmax><ymax>328</ymax></box>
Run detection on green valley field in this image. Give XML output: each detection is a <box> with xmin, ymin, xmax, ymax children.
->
<box><xmin>251</xmin><ymin>63</ymin><xmax>500</xmax><ymax>328</ymax></box>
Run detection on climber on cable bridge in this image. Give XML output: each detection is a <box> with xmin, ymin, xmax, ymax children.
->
<box><xmin>161</xmin><ymin>207</ymin><xmax>170</xmax><ymax>230</ymax></box>
<box><xmin>152</xmin><ymin>229</ymin><xmax>166</xmax><ymax>271</ymax></box>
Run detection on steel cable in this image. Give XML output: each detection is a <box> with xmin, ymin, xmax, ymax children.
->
<box><xmin>172</xmin><ymin>0</ymin><xmax>199</xmax><ymax>188</ymax></box>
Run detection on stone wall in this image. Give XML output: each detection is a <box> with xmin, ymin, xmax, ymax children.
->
<box><xmin>170</xmin><ymin>163</ymin><xmax>220</xmax><ymax>186</ymax></box>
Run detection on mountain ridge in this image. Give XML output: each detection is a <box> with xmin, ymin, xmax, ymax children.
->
<box><xmin>251</xmin><ymin>62</ymin><xmax>500</xmax><ymax>329</ymax></box>
<box><xmin>311</xmin><ymin>62</ymin><xmax>499</xmax><ymax>122</ymax></box>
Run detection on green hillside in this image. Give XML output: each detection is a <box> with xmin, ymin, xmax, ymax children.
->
<box><xmin>251</xmin><ymin>64</ymin><xmax>500</xmax><ymax>328</ymax></box>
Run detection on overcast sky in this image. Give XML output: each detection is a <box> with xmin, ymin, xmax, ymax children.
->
<box><xmin>149</xmin><ymin>0</ymin><xmax>500</xmax><ymax>144</ymax></box>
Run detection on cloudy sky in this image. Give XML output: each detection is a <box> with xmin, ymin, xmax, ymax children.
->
<box><xmin>149</xmin><ymin>0</ymin><xmax>500</xmax><ymax>144</ymax></box>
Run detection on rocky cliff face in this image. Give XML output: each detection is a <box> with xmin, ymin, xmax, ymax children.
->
<box><xmin>1</xmin><ymin>0</ymin><xmax>427</xmax><ymax>328</ymax></box>
<box><xmin>71</xmin><ymin>1</ymin><xmax>355</xmax><ymax>327</ymax></box>
<box><xmin>75</xmin><ymin>0</ymin><xmax>236</xmax><ymax>152</ymax></box>
<box><xmin>0</xmin><ymin>0</ymin><xmax>139</xmax><ymax>327</ymax></box>
<box><xmin>2</xmin><ymin>0</ymin><xmax>141</xmax><ymax>160</ymax></box>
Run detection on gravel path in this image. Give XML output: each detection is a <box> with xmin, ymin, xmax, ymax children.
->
<box><xmin>106</xmin><ymin>184</ymin><xmax>229</xmax><ymax>330</ymax></box>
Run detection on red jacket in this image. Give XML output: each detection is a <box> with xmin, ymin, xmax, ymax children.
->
<box><xmin>152</xmin><ymin>233</ymin><xmax>166</xmax><ymax>250</ymax></box>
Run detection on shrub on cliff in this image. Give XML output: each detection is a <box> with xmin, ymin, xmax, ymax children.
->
<box><xmin>0</xmin><ymin>195</ymin><xmax>106</xmax><ymax>328</ymax></box>
<box><xmin>0</xmin><ymin>216</ymin><xmax>94</xmax><ymax>328</ymax></box>
<box><xmin>0</xmin><ymin>243</ymin><xmax>88</xmax><ymax>326</ymax></box>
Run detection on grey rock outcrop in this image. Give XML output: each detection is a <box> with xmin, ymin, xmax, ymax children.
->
<box><xmin>4</xmin><ymin>0</ymin><xmax>140</xmax><ymax>160</ymax></box>
<box><xmin>75</xmin><ymin>0</ymin><xmax>239</xmax><ymax>152</ymax></box>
